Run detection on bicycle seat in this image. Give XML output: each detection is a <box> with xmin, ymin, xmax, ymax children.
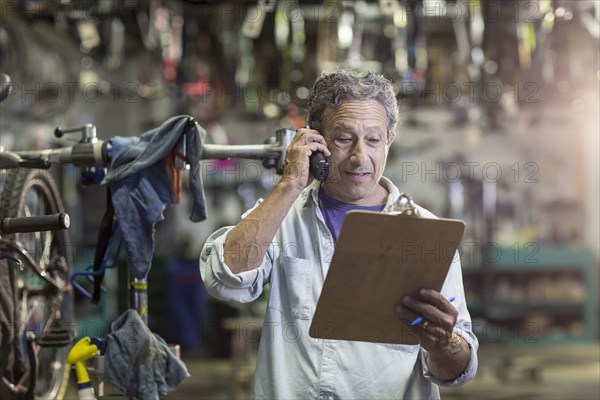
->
<box><xmin>0</xmin><ymin>73</ymin><xmax>10</xmax><ymax>102</ymax></box>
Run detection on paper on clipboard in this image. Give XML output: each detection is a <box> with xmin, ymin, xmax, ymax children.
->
<box><xmin>309</xmin><ymin>210</ymin><xmax>465</xmax><ymax>345</ymax></box>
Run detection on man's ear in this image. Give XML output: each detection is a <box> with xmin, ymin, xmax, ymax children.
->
<box><xmin>387</xmin><ymin>130</ymin><xmax>396</xmax><ymax>146</ymax></box>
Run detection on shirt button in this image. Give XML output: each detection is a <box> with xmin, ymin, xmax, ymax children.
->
<box><xmin>324</xmin><ymin>351</ymin><xmax>335</xmax><ymax>360</ymax></box>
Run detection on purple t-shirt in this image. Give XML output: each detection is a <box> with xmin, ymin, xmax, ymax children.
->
<box><xmin>318</xmin><ymin>188</ymin><xmax>385</xmax><ymax>242</ymax></box>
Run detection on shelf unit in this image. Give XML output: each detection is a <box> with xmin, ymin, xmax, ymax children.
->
<box><xmin>462</xmin><ymin>246</ymin><xmax>598</xmax><ymax>344</ymax></box>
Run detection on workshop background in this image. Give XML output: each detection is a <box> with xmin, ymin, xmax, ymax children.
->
<box><xmin>0</xmin><ymin>0</ymin><xmax>598</xmax><ymax>399</ymax></box>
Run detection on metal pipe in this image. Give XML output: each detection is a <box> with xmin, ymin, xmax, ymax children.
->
<box><xmin>200</xmin><ymin>144</ymin><xmax>274</xmax><ymax>160</ymax></box>
<box><xmin>129</xmin><ymin>276</ymin><xmax>148</xmax><ymax>325</ymax></box>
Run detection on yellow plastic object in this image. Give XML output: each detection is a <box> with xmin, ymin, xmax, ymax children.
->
<box><xmin>67</xmin><ymin>337</ymin><xmax>100</xmax><ymax>384</ymax></box>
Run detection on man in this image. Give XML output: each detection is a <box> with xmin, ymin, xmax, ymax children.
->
<box><xmin>200</xmin><ymin>70</ymin><xmax>478</xmax><ymax>399</ymax></box>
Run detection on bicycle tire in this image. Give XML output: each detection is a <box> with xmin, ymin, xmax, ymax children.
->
<box><xmin>0</xmin><ymin>168</ymin><xmax>74</xmax><ymax>400</ymax></box>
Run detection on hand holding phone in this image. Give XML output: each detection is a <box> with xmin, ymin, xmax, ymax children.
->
<box><xmin>309</xmin><ymin>151</ymin><xmax>329</xmax><ymax>182</ymax></box>
<box><xmin>304</xmin><ymin>124</ymin><xmax>329</xmax><ymax>182</ymax></box>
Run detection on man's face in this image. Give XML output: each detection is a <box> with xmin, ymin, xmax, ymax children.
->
<box><xmin>321</xmin><ymin>99</ymin><xmax>395</xmax><ymax>205</ymax></box>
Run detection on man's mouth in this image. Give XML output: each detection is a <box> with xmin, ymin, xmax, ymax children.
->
<box><xmin>345</xmin><ymin>171</ymin><xmax>371</xmax><ymax>180</ymax></box>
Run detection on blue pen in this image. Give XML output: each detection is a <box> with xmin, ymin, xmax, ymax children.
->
<box><xmin>410</xmin><ymin>296</ymin><xmax>456</xmax><ymax>326</ymax></box>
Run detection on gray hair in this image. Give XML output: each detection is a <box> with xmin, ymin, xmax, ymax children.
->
<box><xmin>307</xmin><ymin>70</ymin><xmax>399</xmax><ymax>135</ymax></box>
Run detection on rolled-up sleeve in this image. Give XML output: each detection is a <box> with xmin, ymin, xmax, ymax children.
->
<box><xmin>421</xmin><ymin>334</ymin><xmax>478</xmax><ymax>387</ymax></box>
<box><xmin>200</xmin><ymin>226</ymin><xmax>273</xmax><ymax>304</ymax></box>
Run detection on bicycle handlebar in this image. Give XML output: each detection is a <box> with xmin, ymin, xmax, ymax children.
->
<box><xmin>202</xmin><ymin>128</ymin><xmax>296</xmax><ymax>174</ymax></box>
<box><xmin>14</xmin><ymin>141</ymin><xmax>110</xmax><ymax>167</ymax></box>
<box><xmin>202</xmin><ymin>143</ymin><xmax>278</xmax><ymax>160</ymax></box>
<box><xmin>1</xmin><ymin>213</ymin><xmax>70</xmax><ymax>235</ymax></box>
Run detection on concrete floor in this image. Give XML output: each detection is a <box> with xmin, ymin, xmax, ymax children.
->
<box><xmin>152</xmin><ymin>343</ymin><xmax>599</xmax><ymax>399</ymax></box>
<box><xmin>440</xmin><ymin>343</ymin><xmax>600</xmax><ymax>400</ymax></box>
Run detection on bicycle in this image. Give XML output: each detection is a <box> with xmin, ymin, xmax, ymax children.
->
<box><xmin>0</xmin><ymin>173</ymin><xmax>73</xmax><ymax>400</ymax></box>
<box><xmin>1</xmin><ymin>93</ymin><xmax>295</xmax><ymax>399</ymax></box>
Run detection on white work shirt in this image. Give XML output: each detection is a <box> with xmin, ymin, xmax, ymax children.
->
<box><xmin>200</xmin><ymin>177</ymin><xmax>478</xmax><ymax>399</ymax></box>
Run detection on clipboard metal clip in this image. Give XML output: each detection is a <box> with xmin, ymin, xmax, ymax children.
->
<box><xmin>390</xmin><ymin>193</ymin><xmax>421</xmax><ymax>217</ymax></box>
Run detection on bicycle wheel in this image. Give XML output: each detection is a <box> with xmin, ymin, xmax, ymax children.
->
<box><xmin>0</xmin><ymin>168</ymin><xmax>74</xmax><ymax>400</ymax></box>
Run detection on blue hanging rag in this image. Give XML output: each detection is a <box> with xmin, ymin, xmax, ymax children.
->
<box><xmin>104</xmin><ymin>309</ymin><xmax>190</xmax><ymax>399</ymax></box>
<box><xmin>102</xmin><ymin>115</ymin><xmax>207</xmax><ymax>279</ymax></box>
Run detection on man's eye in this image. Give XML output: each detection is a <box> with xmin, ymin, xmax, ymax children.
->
<box><xmin>337</xmin><ymin>138</ymin><xmax>352</xmax><ymax>143</ymax></box>
<box><xmin>369</xmin><ymin>138</ymin><xmax>381</xmax><ymax>143</ymax></box>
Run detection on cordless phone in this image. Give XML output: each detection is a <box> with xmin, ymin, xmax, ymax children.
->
<box><xmin>310</xmin><ymin>151</ymin><xmax>329</xmax><ymax>182</ymax></box>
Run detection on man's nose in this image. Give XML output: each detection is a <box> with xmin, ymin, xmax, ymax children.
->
<box><xmin>349</xmin><ymin>140</ymin><xmax>368</xmax><ymax>164</ymax></box>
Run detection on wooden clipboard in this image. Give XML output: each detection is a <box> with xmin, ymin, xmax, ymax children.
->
<box><xmin>309</xmin><ymin>210</ymin><xmax>465</xmax><ymax>345</ymax></box>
